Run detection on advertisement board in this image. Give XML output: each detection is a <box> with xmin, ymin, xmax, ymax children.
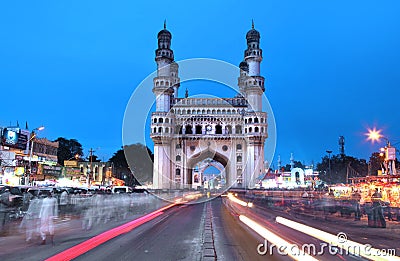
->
<box><xmin>1</xmin><ymin>128</ymin><xmax>29</xmax><ymax>150</ymax></box>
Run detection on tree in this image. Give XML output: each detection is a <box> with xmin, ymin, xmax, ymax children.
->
<box><xmin>316</xmin><ymin>155</ymin><xmax>368</xmax><ymax>184</ymax></box>
<box><xmin>283</xmin><ymin>161</ymin><xmax>305</xmax><ymax>171</ymax></box>
<box><xmin>109</xmin><ymin>143</ymin><xmax>154</xmax><ymax>186</ymax></box>
<box><xmin>54</xmin><ymin>137</ymin><xmax>84</xmax><ymax>166</ymax></box>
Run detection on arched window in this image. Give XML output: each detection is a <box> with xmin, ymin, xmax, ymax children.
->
<box><xmin>215</xmin><ymin>125</ymin><xmax>222</xmax><ymax>134</ymax></box>
<box><xmin>245</xmin><ymin>119</ymin><xmax>248</xmax><ymax>124</ymax></box>
<box><xmin>165</xmin><ymin>128</ymin><xmax>169</xmax><ymax>133</ymax></box>
<box><xmin>158</xmin><ymin>127</ymin><xmax>163</xmax><ymax>133</ymax></box>
<box><xmin>176</xmin><ymin>169</ymin><xmax>181</xmax><ymax>176</ymax></box>
<box><xmin>159</xmin><ymin>118</ymin><xmax>164</xmax><ymax>123</ymax></box>
<box><xmin>249</xmin><ymin>118</ymin><xmax>252</xmax><ymax>124</ymax></box>
<box><xmin>195</xmin><ymin>125</ymin><xmax>202</xmax><ymax>134</ymax></box>
<box><xmin>254</xmin><ymin>118</ymin><xmax>259</xmax><ymax>123</ymax></box>
<box><xmin>235</xmin><ymin>125</ymin><xmax>242</xmax><ymax>134</ymax></box>
<box><xmin>237</xmin><ymin>156</ymin><xmax>242</xmax><ymax>162</ymax></box>
<box><xmin>175</xmin><ymin>125</ymin><xmax>183</xmax><ymax>134</ymax></box>
<box><xmin>165</xmin><ymin>118</ymin><xmax>169</xmax><ymax>123</ymax></box>
<box><xmin>154</xmin><ymin>127</ymin><xmax>157</xmax><ymax>133</ymax></box>
<box><xmin>185</xmin><ymin>125</ymin><xmax>193</xmax><ymax>134</ymax></box>
<box><xmin>226</xmin><ymin>125</ymin><xmax>232</xmax><ymax>134</ymax></box>
<box><xmin>249</xmin><ymin>127</ymin><xmax>252</xmax><ymax>133</ymax></box>
<box><xmin>176</xmin><ymin>143</ymin><xmax>182</xmax><ymax>149</ymax></box>
<box><xmin>236</xmin><ymin>144</ymin><xmax>242</xmax><ymax>150</ymax></box>
<box><xmin>176</xmin><ymin>155</ymin><xmax>181</xmax><ymax>161</ymax></box>
<box><xmin>154</xmin><ymin>118</ymin><xmax>157</xmax><ymax>123</ymax></box>
<box><xmin>255</xmin><ymin>127</ymin><xmax>259</xmax><ymax>132</ymax></box>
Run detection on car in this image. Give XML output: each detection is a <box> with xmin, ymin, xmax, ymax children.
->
<box><xmin>111</xmin><ymin>186</ymin><xmax>132</xmax><ymax>194</ymax></box>
<box><xmin>27</xmin><ymin>187</ymin><xmax>57</xmax><ymax>197</ymax></box>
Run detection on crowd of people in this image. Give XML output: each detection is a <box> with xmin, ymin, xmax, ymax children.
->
<box><xmin>0</xmin><ymin>188</ymin><xmax>153</xmax><ymax>245</ymax></box>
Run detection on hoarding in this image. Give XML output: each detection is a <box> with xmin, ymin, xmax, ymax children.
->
<box><xmin>1</xmin><ymin>128</ymin><xmax>29</xmax><ymax>150</ymax></box>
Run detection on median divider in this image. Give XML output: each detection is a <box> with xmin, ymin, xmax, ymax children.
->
<box><xmin>46</xmin><ymin>203</ymin><xmax>178</xmax><ymax>261</ymax></box>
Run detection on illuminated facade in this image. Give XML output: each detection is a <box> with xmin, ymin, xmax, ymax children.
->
<box><xmin>150</xmin><ymin>23</ymin><xmax>268</xmax><ymax>189</ymax></box>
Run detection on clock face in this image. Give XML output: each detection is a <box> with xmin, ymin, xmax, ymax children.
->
<box><xmin>206</xmin><ymin>125</ymin><xmax>212</xmax><ymax>131</ymax></box>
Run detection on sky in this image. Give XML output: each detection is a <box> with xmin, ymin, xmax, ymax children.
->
<box><xmin>1</xmin><ymin>0</ymin><xmax>400</xmax><ymax>167</ymax></box>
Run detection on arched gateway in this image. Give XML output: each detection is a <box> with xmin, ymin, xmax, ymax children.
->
<box><xmin>150</xmin><ymin>22</ymin><xmax>268</xmax><ymax>189</ymax></box>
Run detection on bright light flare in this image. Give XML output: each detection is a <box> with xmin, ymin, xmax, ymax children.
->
<box><xmin>366</xmin><ymin>128</ymin><xmax>382</xmax><ymax>143</ymax></box>
<box><xmin>276</xmin><ymin>216</ymin><xmax>400</xmax><ymax>260</ymax></box>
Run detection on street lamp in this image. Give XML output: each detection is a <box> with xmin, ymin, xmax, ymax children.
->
<box><xmin>366</xmin><ymin>128</ymin><xmax>397</xmax><ymax>175</ymax></box>
<box><xmin>27</xmin><ymin>126</ymin><xmax>44</xmax><ymax>185</ymax></box>
<box><xmin>326</xmin><ymin>150</ymin><xmax>332</xmax><ymax>183</ymax></box>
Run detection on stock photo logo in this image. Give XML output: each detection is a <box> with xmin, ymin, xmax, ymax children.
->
<box><xmin>122</xmin><ymin>58</ymin><xmax>276</xmax><ymax>203</ymax></box>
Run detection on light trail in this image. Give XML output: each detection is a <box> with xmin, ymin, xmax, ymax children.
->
<box><xmin>239</xmin><ymin>215</ymin><xmax>318</xmax><ymax>261</ymax></box>
<box><xmin>276</xmin><ymin>216</ymin><xmax>400</xmax><ymax>261</ymax></box>
<box><xmin>46</xmin><ymin>203</ymin><xmax>177</xmax><ymax>261</ymax></box>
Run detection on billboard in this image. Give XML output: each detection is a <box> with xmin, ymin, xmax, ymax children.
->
<box><xmin>1</xmin><ymin>128</ymin><xmax>29</xmax><ymax>150</ymax></box>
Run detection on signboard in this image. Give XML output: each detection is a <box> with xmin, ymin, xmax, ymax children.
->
<box><xmin>1</xmin><ymin>128</ymin><xmax>29</xmax><ymax>150</ymax></box>
<box><xmin>386</xmin><ymin>147</ymin><xmax>396</xmax><ymax>161</ymax></box>
<box><xmin>64</xmin><ymin>167</ymin><xmax>81</xmax><ymax>177</ymax></box>
<box><xmin>64</xmin><ymin>160</ymin><xmax>78</xmax><ymax>167</ymax></box>
<box><xmin>42</xmin><ymin>165</ymin><xmax>62</xmax><ymax>177</ymax></box>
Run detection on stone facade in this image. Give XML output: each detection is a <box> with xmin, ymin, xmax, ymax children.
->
<box><xmin>151</xmin><ymin>22</ymin><xmax>268</xmax><ymax>189</ymax></box>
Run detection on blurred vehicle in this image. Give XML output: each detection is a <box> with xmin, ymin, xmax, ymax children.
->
<box><xmin>27</xmin><ymin>187</ymin><xmax>57</xmax><ymax>197</ymax></box>
<box><xmin>111</xmin><ymin>186</ymin><xmax>132</xmax><ymax>194</ymax></box>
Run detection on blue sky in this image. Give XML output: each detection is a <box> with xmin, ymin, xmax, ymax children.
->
<box><xmin>1</xmin><ymin>0</ymin><xmax>400</xmax><ymax>166</ymax></box>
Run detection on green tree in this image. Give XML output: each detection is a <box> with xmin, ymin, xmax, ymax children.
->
<box><xmin>55</xmin><ymin>137</ymin><xmax>84</xmax><ymax>166</ymax></box>
<box><xmin>109</xmin><ymin>143</ymin><xmax>154</xmax><ymax>186</ymax></box>
<box><xmin>316</xmin><ymin>155</ymin><xmax>367</xmax><ymax>184</ymax></box>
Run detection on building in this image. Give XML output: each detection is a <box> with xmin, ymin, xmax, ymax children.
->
<box><xmin>0</xmin><ymin>125</ymin><xmax>61</xmax><ymax>185</ymax></box>
<box><xmin>150</xmin><ymin>22</ymin><xmax>268</xmax><ymax>189</ymax></box>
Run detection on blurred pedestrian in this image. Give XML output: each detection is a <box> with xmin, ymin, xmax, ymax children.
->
<box><xmin>0</xmin><ymin>188</ymin><xmax>11</xmax><ymax>233</ymax></box>
<box><xmin>20</xmin><ymin>195</ymin><xmax>42</xmax><ymax>243</ymax></box>
<box><xmin>39</xmin><ymin>191</ymin><xmax>58</xmax><ymax>245</ymax></box>
<box><xmin>59</xmin><ymin>189</ymin><xmax>69</xmax><ymax>220</ymax></box>
<box><xmin>371</xmin><ymin>188</ymin><xmax>386</xmax><ymax>228</ymax></box>
<box><xmin>352</xmin><ymin>189</ymin><xmax>361</xmax><ymax>221</ymax></box>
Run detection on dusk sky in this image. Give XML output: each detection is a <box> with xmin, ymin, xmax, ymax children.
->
<box><xmin>1</xmin><ymin>1</ymin><xmax>400</xmax><ymax>167</ymax></box>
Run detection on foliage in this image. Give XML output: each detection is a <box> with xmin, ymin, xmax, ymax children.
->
<box><xmin>54</xmin><ymin>137</ymin><xmax>84</xmax><ymax>166</ymax></box>
<box><xmin>316</xmin><ymin>154</ymin><xmax>367</xmax><ymax>184</ymax></box>
<box><xmin>109</xmin><ymin>143</ymin><xmax>154</xmax><ymax>186</ymax></box>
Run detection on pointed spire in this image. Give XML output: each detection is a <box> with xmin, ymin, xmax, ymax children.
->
<box><xmin>185</xmin><ymin>88</ymin><xmax>189</xmax><ymax>98</ymax></box>
<box><xmin>25</xmin><ymin>121</ymin><xmax>28</xmax><ymax>130</ymax></box>
<box><xmin>164</xmin><ymin>19</ymin><xmax>167</xmax><ymax>29</ymax></box>
<box><xmin>252</xmin><ymin>19</ymin><xmax>254</xmax><ymax>29</ymax></box>
<box><xmin>16</xmin><ymin>120</ymin><xmax>20</xmax><ymax>127</ymax></box>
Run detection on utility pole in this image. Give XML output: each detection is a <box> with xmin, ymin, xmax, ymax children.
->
<box><xmin>88</xmin><ymin>148</ymin><xmax>95</xmax><ymax>187</ymax></box>
<box><xmin>326</xmin><ymin>150</ymin><xmax>332</xmax><ymax>183</ymax></box>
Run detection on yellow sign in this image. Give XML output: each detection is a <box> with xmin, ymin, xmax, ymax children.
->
<box><xmin>64</xmin><ymin>160</ymin><xmax>78</xmax><ymax>167</ymax></box>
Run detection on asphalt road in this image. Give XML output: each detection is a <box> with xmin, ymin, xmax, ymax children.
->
<box><xmin>74</xmin><ymin>198</ymin><xmax>281</xmax><ymax>261</ymax></box>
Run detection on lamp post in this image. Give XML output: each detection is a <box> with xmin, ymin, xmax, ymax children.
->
<box><xmin>366</xmin><ymin>128</ymin><xmax>397</xmax><ymax>175</ymax></box>
<box><xmin>326</xmin><ymin>150</ymin><xmax>332</xmax><ymax>183</ymax></box>
<box><xmin>27</xmin><ymin>126</ymin><xmax>44</xmax><ymax>185</ymax></box>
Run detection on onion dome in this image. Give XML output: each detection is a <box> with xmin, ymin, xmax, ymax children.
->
<box><xmin>158</xmin><ymin>20</ymin><xmax>172</xmax><ymax>40</ymax></box>
<box><xmin>239</xmin><ymin>61</ymin><xmax>249</xmax><ymax>72</ymax></box>
<box><xmin>246</xmin><ymin>20</ymin><xmax>260</xmax><ymax>43</ymax></box>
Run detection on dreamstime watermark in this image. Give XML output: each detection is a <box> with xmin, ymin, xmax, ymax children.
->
<box><xmin>256</xmin><ymin>232</ymin><xmax>397</xmax><ymax>258</ymax></box>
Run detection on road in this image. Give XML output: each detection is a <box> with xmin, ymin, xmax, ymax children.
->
<box><xmin>1</xmin><ymin>194</ymin><xmax>399</xmax><ymax>261</ymax></box>
<box><xmin>74</xmin><ymin>198</ymin><xmax>282</xmax><ymax>261</ymax></box>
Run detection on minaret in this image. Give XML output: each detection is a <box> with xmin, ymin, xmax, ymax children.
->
<box><xmin>243</xmin><ymin>20</ymin><xmax>264</xmax><ymax>112</ymax></box>
<box><xmin>290</xmin><ymin>153</ymin><xmax>294</xmax><ymax>170</ymax></box>
<box><xmin>240</xmin><ymin>21</ymin><xmax>267</xmax><ymax>189</ymax></box>
<box><xmin>153</xmin><ymin>21</ymin><xmax>174</xmax><ymax>112</ymax></box>
<box><xmin>151</xmin><ymin>22</ymin><xmax>176</xmax><ymax>189</ymax></box>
